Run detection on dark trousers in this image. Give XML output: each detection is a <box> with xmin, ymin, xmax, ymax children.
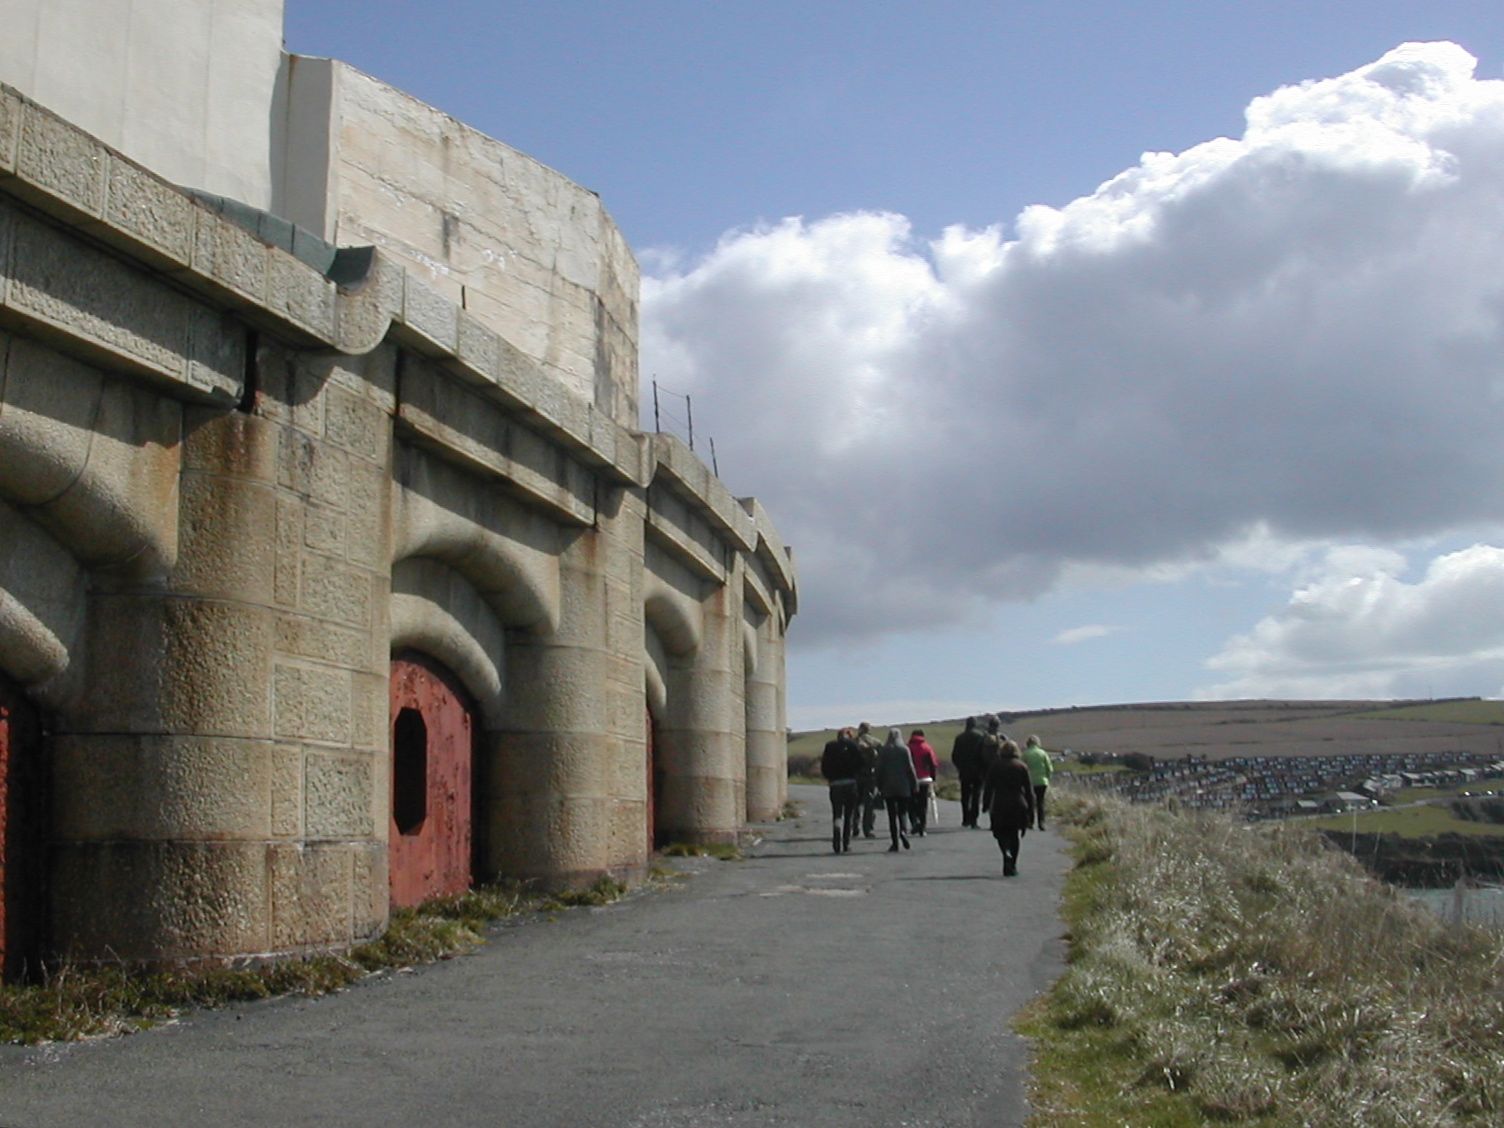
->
<box><xmin>994</xmin><ymin>828</ymin><xmax>1021</xmax><ymax>874</ymax></box>
<box><xmin>884</xmin><ymin>797</ymin><xmax>910</xmax><ymax>848</ymax></box>
<box><xmin>1033</xmin><ymin>785</ymin><xmax>1048</xmax><ymax>828</ymax></box>
<box><xmin>859</xmin><ymin>782</ymin><xmax>878</xmax><ymax>835</ymax></box>
<box><xmin>910</xmin><ymin>781</ymin><xmax>932</xmax><ymax>834</ymax></box>
<box><xmin>960</xmin><ymin>776</ymin><xmax>983</xmax><ymax>827</ymax></box>
<box><xmin>828</xmin><ymin>781</ymin><xmax>858</xmax><ymax>851</ymax></box>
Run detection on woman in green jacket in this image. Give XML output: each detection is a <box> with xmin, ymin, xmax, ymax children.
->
<box><xmin>1022</xmin><ymin>735</ymin><xmax>1053</xmax><ymax>830</ymax></box>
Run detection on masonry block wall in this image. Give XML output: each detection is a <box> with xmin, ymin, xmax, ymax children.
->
<box><xmin>0</xmin><ymin>47</ymin><xmax>794</xmax><ymax>972</ymax></box>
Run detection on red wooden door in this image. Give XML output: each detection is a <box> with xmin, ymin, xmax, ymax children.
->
<box><xmin>645</xmin><ymin>707</ymin><xmax>656</xmax><ymax>852</ymax></box>
<box><xmin>0</xmin><ymin>675</ymin><xmax>41</xmax><ymax>980</ymax></box>
<box><xmin>389</xmin><ymin>653</ymin><xmax>475</xmax><ymax>909</ymax></box>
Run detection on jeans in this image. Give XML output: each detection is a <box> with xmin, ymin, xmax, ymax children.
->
<box><xmin>859</xmin><ymin>782</ymin><xmax>878</xmax><ymax>836</ymax></box>
<box><xmin>828</xmin><ymin>781</ymin><xmax>858</xmax><ymax>851</ymax></box>
<box><xmin>884</xmin><ymin>797</ymin><xmax>911</xmax><ymax>849</ymax></box>
<box><xmin>960</xmin><ymin>776</ymin><xmax>983</xmax><ymax>827</ymax></box>
<box><xmin>910</xmin><ymin>780</ymin><xmax>933</xmax><ymax>834</ymax></box>
<box><xmin>1033</xmin><ymin>785</ymin><xmax>1048</xmax><ymax>828</ymax></box>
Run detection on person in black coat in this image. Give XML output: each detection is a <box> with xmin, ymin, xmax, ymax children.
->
<box><xmin>978</xmin><ymin>715</ymin><xmax>1005</xmax><ymax>819</ymax></box>
<box><xmin>821</xmin><ymin>727</ymin><xmax>863</xmax><ymax>853</ymax></box>
<box><xmin>986</xmin><ymin>739</ymin><xmax>1035</xmax><ymax>877</ymax></box>
<box><xmin>950</xmin><ymin>717</ymin><xmax>985</xmax><ymax>828</ymax></box>
<box><xmin>854</xmin><ymin>721</ymin><xmax>881</xmax><ymax>838</ymax></box>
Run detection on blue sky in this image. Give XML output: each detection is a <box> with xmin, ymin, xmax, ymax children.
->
<box><xmin>288</xmin><ymin>3</ymin><xmax>1504</xmax><ymax>728</ymax></box>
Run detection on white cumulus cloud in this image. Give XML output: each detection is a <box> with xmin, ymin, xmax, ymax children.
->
<box><xmin>642</xmin><ymin>43</ymin><xmax>1504</xmax><ymax>659</ymax></box>
<box><xmin>1199</xmin><ymin>544</ymin><xmax>1504</xmax><ymax>699</ymax></box>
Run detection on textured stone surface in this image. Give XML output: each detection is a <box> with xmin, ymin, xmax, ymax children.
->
<box><xmin>0</xmin><ymin>29</ymin><xmax>799</xmax><ymax>969</ymax></box>
<box><xmin>16</xmin><ymin>104</ymin><xmax>105</xmax><ymax>216</ymax></box>
<box><xmin>51</xmin><ymin>842</ymin><xmax>270</xmax><ymax>962</ymax></box>
<box><xmin>304</xmin><ymin>751</ymin><xmax>375</xmax><ymax>839</ymax></box>
<box><xmin>105</xmin><ymin>157</ymin><xmax>194</xmax><ymax>265</ymax></box>
<box><xmin>51</xmin><ymin>734</ymin><xmax>275</xmax><ymax>840</ymax></box>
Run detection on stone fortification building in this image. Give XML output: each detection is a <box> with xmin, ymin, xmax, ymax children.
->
<box><xmin>0</xmin><ymin>1</ymin><xmax>796</xmax><ymax>976</ymax></box>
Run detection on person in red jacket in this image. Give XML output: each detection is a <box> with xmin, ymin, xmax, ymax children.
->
<box><xmin>907</xmin><ymin>729</ymin><xmax>939</xmax><ymax>836</ymax></box>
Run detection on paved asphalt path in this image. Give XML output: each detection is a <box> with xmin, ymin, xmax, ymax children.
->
<box><xmin>0</xmin><ymin>785</ymin><xmax>1068</xmax><ymax>1127</ymax></box>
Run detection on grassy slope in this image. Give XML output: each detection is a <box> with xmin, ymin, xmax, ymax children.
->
<box><xmin>1019</xmin><ymin>791</ymin><xmax>1504</xmax><ymax>1126</ymax></box>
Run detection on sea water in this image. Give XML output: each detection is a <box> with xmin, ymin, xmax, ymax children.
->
<box><xmin>1409</xmin><ymin>885</ymin><xmax>1504</xmax><ymax>930</ymax></box>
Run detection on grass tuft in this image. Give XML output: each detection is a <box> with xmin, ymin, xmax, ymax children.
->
<box><xmin>658</xmin><ymin>841</ymin><xmax>742</xmax><ymax>861</ymax></box>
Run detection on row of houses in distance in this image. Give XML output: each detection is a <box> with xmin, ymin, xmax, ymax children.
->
<box><xmin>1065</xmin><ymin>750</ymin><xmax>1504</xmax><ymax>818</ymax></box>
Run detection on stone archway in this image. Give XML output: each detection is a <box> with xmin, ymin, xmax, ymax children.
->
<box><xmin>0</xmin><ymin>673</ymin><xmax>43</xmax><ymax>980</ymax></box>
<box><xmin>389</xmin><ymin>652</ymin><xmax>478</xmax><ymax>909</ymax></box>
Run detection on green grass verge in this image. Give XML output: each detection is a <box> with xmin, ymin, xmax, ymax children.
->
<box><xmin>0</xmin><ymin>879</ymin><xmax>625</xmax><ymax>1045</ymax></box>
<box><xmin>1018</xmin><ymin>790</ymin><xmax>1504</xmax><ymax>1125</ymax></box>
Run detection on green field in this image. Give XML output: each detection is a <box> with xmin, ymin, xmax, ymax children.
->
<box><xmin>1306</xmin><ymin>803</ymin><xmax>1504</xmax><ymax>838</ymax></box>
<box><xmin>1360</xmin><ymin>699</ymin><xmax>1504</xmax><ymax>724</ymax></box>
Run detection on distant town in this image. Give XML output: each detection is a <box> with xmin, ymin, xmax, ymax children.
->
<box><xmin>1067</xmin><ymin>749</ymin><xmax>1504</xmax><ymax>819</ymax></box>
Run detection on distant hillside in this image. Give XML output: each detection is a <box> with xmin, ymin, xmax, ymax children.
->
<box><xmin>788</xmin><ymin>698</ymin><xmax>1504</xmax><ymax>764</ymax></box>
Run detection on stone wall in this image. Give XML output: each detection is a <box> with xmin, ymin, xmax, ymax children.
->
<box><xmin>0</xmin><ymin>80</ymin><xmax>795</xmax><ymax>970</ymax></box>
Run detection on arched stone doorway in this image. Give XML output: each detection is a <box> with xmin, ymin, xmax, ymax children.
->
<box><xmin>389</xmin><ymin>652</ymin><xmax>477</xmax><ymax>909</ymax></box>
<box><xmin>0</xmin><ymin>673</ymin><xmax>42</xmax><ymax>980</ymax></box>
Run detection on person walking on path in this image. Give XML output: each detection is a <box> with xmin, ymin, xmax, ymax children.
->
<box><xmin>1022</xmin><ymin>735</ymin><xmax>1054</xmax><ymax>830</ymax></box>
<box><xmin>978</xmin><ymin>716</ymin><xmax>1004</xmax><ymax>821</ymax></box>
<box><xmin>854</xmin><ymin>721</ymin><xmax>882</xmax><ymax>838</ymax></box>
<box><xmin>951</xmin><ymin>717</ymin><xmax>985</xmax><ymax>828</ymax></box>
<box><xmin>907</xmin><ymin>728</ymin><xmax>938</xmax><ymax>836</ymax></box>
<box><xmin>987</xmin><ymin>739</ymin><xmax>1035</xmax><ymax>876</ymax></box>
<box><xmin>821</xmin><ymin>727</ymin><xmax>863</xmax><ymax>853</ymax></box>
<box><xmin>876</xmin><ymin>726</ymin><xmax>917</xmax><ymax>852</ymax></box>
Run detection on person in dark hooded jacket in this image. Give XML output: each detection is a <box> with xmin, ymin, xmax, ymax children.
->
<box><xmin>951</xmin><ymin>717</ymin><xmax>985</xmax><ymax>828</ymax></box>
<box><xmin>821</xmin><ymin>727</ymin><xmax>863</xmax><ymax>853</ymax></box>
<box><xmin>986</xmin><ymin>739</ymin><xmax>1035</xmax><ymax>876</ymax></box>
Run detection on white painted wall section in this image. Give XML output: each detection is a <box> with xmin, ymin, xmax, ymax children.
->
<box><xmin>0</xmin><ymin>0</ymin><xmax>284</xmax><ymax>207</ymax></box>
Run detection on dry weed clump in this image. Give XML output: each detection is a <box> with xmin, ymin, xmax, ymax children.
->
<box><xmin>1021</xmin><ymin>790</ymin><xmax>1504</xmax><ymax>1126</ymax></box>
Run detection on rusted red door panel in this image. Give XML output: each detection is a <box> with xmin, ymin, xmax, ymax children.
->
<box><xmin>389</xmin><ymin>653</ymin><xmax>475</xmax><ymax>909</ymax></box>
<box><xmin>645</xmin><ymin>707</ymin><xmax>656</xmax><ymax>853</ymax></box>
<box><xmin>0</xmin><ymin>675</ymin><xmax>41</xmax><ymax>980</ymax></box>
